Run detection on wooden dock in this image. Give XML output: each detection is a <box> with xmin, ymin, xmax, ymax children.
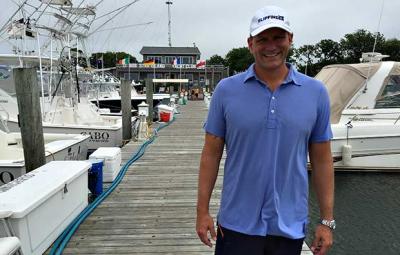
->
<box><xmin>65</xmin><ymin>101</ymin><xmax>312</xmax><ymax>254</ymax></box>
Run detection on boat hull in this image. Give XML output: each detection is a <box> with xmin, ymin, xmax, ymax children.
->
<box><xmin>5</xmin><ymin>120</ymin><xmax>122</xmax><ymax>151</ymax></box>
<box><xmin>0</xmin><ymin>135</ymin><xmax>89</xmax><ymax>185</ymax></box>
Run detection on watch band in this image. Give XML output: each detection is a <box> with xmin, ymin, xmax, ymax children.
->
<box><xmin>319</xmin><ymin>219</ymin><xmax>336</xmax><ymax>230</ymax></box>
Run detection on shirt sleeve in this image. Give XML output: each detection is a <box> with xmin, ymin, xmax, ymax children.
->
<box><xmin>203</xmin><ymin>82</ymin><xmax>226</xmax><ymax>138</ymax></box>
<box><xmin>309</xmin><ymin>85</ymin><xmax>333</xmax><ymax>143</ymax></box>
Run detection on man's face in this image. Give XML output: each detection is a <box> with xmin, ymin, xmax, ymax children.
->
<box><xmin>248</xmin><ymin>28</ymin><xmax>293</xmax><ymax>72</ymax></box>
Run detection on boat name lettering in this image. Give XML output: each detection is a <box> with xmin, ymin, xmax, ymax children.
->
<box><xmin>0</xmin><ymin>100</ymin><xmax>8</xmax><ymax>103</ymax></box>
<box><xmin>352</xmin><ymin>116</ymin><xmax>373</xmax><ymax>121</ymax></box>
<box><xmin>81</xmin><ymin>131</ymin><xmax>110</xmax><ymax>142</ymax></box>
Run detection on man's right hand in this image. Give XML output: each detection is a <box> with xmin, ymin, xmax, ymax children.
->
<box><xmin>196</xmin><ymin>212</ymin><xmax>217</xmax><ymax>247</ymax></box>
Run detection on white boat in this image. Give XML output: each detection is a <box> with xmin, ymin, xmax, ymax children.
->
<box><xmin>315</xmin><ymin>54</ymin><xmax>400</xmax><ymax>171</ymax></box>
<box><xmin>0</xmin><ymin>1</ymin><xmax>136</xmax><ymax>151</ymax></box>
<box><xmin>0</xmin><ymin>129</ymin><xmax>89</xmax><ymax>185</ymax></box>
<box><xmin>316</xmin><ymin>53</ymin><xmax>400</xmax><ymax>124</ymax></box>
<box><xmin>87</xmin><ymin>78</ymin><xmax>171</xmax><ymax>114</ymax></box>
<box><xmin>0</xmin><ymin>86</ymin><xmax>123</xmax><ymax>152</ymax></box>
<box><xmin>330</xmin><ymin>122</ymin><xmax>400</xmax><ymax>171</ymax></box>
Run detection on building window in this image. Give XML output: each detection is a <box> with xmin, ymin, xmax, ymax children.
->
<box><xmin>165</xmin><ymin>56</ymin><xmax>174</xmax><ymax>64</ymax></box>
<box><xmin>146</xmin><ymin>56</ymin><xmax>162</xmax><ymax>64</ymax></box>
<box><xmin>182</xmin><ymin>56</ymin><xmax>193</xmax><ymax>64</ymax></box>
<box><xmin>375</xmin><ymin>75</ymin><xmax>400</xmax><ymax>108</ymax></box>
<box><xmin>183</xmin><ymin>73</ymin><xmax>193</xmax><ymax>81</ymax></box>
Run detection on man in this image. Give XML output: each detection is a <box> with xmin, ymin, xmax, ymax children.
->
<box><xmin>196</xmin><ymin>5</ymin><xmax>335</xmax><ymax>255</ymax></box>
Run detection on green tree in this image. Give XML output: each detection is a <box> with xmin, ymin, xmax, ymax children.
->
<box><xmin>340</xmin><ymin>29</ymin><xmax>385</xmax><ymax>63</ymax></box>
<box><xmin>225</xmin><ymin>47</ymin><xmax>254</xmax><ymax>74</ymax></box>
<box><xmin>315</xmin><ymin>39</ymin><xmax>343</xmax><ymax>64</ymax></box>
<box><xmin>206</xmin><ymin>54</ymin><xmax>226</xmax><ymax>66</ymax></box>
<box><xmin>382</xmin><ymin>38</ymin><xmax>400</xmax><ymax>61</ymax></box>
<box><xmin>90</xmin><ymin>51</ymin><xmax>138</xmax><ymax>68</ymax></box>
<box><xmin>293</xmin><ymin>44</ymin><xmax>319</xmax><ymax>76</ymax></box>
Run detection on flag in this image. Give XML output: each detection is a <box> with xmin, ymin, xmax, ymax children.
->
<box><xmin>196</xmin><ymin>59</ymin><xmax>206</xmax><ymax>68</ymax></box>
<box><xmin>173</xmin><ymin>57</ymin><xmax>181</xmax><ymax>65</ymax></box>
<box><xmin>117</xmin><ymin>57</ymin><xmax>129</xmax><ymax>65</ymax></box>
<box><xmin>97</xmin><ymin>55</ymin><xmax>103</xmax><ymax>68</ymax></box>
<box><xmin>144</xmin><ymin>59</ymin><xmax>155</xmax><ymax>66</ymax></box>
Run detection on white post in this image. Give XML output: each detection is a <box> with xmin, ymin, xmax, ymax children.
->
<box><xmin>49</xmin><ymin>36</ymin><xmax>53</xmax><ymax>99</ymax></box>
<box><xmin>76</xmin><ymin>37</ymin><xmax>79</xmax><ymax>67</ymax></box>
<box><xmin>36</xmin><ymin>32</ymin><xmax>45</xmax><ymax>117</ymax></box>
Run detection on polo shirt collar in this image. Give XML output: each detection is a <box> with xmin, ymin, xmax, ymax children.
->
<box><xmin>243</xmin><ymin>63</ymin><xmax>303</xmax><ymax>86</ymax></box>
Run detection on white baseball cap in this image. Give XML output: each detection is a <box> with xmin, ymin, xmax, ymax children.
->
<box><xmin>250</xmin><ymin>5</ymin><xmax>292</xmax><ymax>36</ymax></box>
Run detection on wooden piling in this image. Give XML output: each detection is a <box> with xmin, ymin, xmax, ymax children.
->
<box><xmin>145</xmin><ymin>78</ymin><xmax>153</xmax><ymax>123</ymax></box>
<box><xmin>13</xmin><ymin>67</ymin><xmax>46</xmax><ymax>172</ymax></box>
<box><xmin>121</xmin><ymin>79</ymin><xmax>132</xmax><ymax>141</ymax></box>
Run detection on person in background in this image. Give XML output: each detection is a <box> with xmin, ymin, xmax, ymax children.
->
<box><xmin>196</xmin><ymin>5</ymin><xmax>335</xmax><ymax>255</ymax></box>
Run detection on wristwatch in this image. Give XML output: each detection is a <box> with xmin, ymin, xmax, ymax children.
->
<box><xmin>319</xmin><ymin>219</ymin><xmax>336</xmax><ymax>230</ymax></box>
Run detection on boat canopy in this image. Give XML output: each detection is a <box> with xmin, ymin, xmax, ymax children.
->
<box><xmin>315</xmin><ymin>63</ymin><xmax>381</xmax><ymax>123</ymax></box>
<box><xmin>316</xmin><ymin>62</ymin><xmax>400</xmax><ymax>123</ymax></box>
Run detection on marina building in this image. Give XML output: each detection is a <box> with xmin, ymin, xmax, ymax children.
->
<box><xmin>115</xmin><ymin>46</ymin><xmax>229</xmax><ymax>94</ymax></box>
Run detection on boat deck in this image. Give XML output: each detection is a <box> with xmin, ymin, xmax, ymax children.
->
<box><xmin>64</xmin><ymin>101</ymin><xmax>313</xmax><ymax>254</ymax></box>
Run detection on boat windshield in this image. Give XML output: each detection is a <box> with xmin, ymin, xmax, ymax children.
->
<box><xmin>375</xmin><ymin>75</ymin><xmax>400</xmax><ymax>108</ymax></box>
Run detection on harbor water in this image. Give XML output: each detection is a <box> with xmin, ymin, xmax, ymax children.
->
<box><xmin>306</xmin><ymin>172</ymin><xmax>400</xmax><ymax>254</ymax></box>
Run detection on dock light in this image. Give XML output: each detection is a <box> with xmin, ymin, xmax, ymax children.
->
<box><xmin>138</xmin><ymin>101</ymin><xmax>149</xmax><ymax>117</ymax></box>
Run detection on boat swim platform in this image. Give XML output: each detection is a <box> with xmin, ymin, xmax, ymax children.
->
<box><xmin>63</xmin><ymin>101</ymin><xmax>313</xmax><ymax>255</ymax></box>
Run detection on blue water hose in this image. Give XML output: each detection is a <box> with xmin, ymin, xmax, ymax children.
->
<box><xmin>49</xmin><ymin>118</ymin><xmax>175</xmax><ymax>255</ymax></box>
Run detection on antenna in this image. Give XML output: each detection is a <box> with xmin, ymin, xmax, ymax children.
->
<box><xmin>166</xmin><ymin>0</ymin><xmax>172</xmax><ymax>47</ymax></box>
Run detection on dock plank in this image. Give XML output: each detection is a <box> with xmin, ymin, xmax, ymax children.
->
<box><xmin>67</xmin><ymin>101</ymin><xmax>312</xmax><ymax>254</ymax></box>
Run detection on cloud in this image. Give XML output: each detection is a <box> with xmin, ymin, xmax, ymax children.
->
<box><xmin>0</xmin><ymin>0</ymin><xmax>399</xmax><ymax>60</ymax></box>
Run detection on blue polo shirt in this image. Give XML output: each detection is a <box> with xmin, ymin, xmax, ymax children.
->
<box><xmin>204</xmin><ymin>63</ymin><xmax>332</xmax><ymax>239</ymax></box>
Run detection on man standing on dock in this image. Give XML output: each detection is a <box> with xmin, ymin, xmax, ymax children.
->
<box><xmin>196</xmin><ymin>5</ymin><xmax>335</xmax><ymax>255</ymax></box>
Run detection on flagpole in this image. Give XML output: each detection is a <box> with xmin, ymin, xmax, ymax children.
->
<box><xmin>102</xmin><ymin>53</ymin><xmax>104</xmax><ymax>79</ymax></box>
<box><xmin>128</xmin><ymin>55</ymin><xmax>130</xmax><ymax>81</ymax></box>
<box><xmin>204</xmin><ymin>61</ymin><xmax>207</xmax><ymax>90</ymax></box>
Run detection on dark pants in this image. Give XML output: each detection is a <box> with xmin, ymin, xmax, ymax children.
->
<box><xmin>215</xmin><ymin>225</ymin><xmax>304</xmax><ymax>255</ymax></box>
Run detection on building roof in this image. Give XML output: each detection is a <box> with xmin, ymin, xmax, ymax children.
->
<box><xmin>140</xmin><ymin>46</ymin><xmax>201</xmax><ymax>56</ymax></box>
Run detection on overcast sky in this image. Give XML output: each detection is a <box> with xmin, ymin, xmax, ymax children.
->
<box><xmin>1</xmin><ymin>0</ymin><xmax>399</xmax><ymax>61</ymax></box>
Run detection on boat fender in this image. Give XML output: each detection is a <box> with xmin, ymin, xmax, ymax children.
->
<box><xmin>341</xmin><ymin>144</ymin><xmax>352</xmax><ymax>166</ymax></box>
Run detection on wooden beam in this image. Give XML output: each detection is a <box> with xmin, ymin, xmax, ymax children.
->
<box><xmin>13</xmin><ymin>67</ymin><xmax>46</xmax><ymax>172</ymax></box>
<box><xmin>121</xmin><ymin>79</ymin><xmax>132</xmax><ymax>141</ymax></box>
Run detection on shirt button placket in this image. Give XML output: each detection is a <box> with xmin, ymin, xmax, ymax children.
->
<box><xmin>266</xmin><ymin>93</ymin><xmax>277</xmax><ymax>128</ymax></box>
<box><xmin>270</xmin><ymin>95</ymin><xmax>277</xmax><ymax>118</ymax></box>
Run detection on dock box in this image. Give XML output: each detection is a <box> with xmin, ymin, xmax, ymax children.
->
<box><xmin>89</xmin><ymin>147</ymin><xmax>122</xmax><ymax>182</ymax></box>
<box><xmin>0</xmin><ymin>161</ymin><xmax>90</xmax><ymax>255</ymax></box>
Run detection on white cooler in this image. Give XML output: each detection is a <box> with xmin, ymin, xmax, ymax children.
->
<box><xmin>157</xmin><ymin>104</ymin><xmax>174</xmax><ymax>122</ymax></box>
<box><xmin>0</xmin><ymin>161</ymin><xmax>90</xmax><ymax>255</ymax></box>
<box><xmin>89</xmin><ymin>147</ymin><xmax>122</xmax><ymax>182</ymax></box>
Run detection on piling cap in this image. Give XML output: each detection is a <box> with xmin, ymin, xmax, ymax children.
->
<box><xmin>138</xmin><ymin>101</ymin><xmax>149</xmax><ymax>107</ymax></box>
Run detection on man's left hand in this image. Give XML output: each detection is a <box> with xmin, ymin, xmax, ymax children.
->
<box><xmin>310</xmin><ymin>224</ymin><xmax>333</xmax><ymax>255</ymax></box>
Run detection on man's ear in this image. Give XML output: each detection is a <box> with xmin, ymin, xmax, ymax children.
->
<box><xmin>288</xmin><ymin>33</ymin><xmax>293</xmax><ymax>44</ymax></box>
<box><xmin>247</xmin><ymin>37</ymin><xmax>253</xmax><ymax>53</ymax></box>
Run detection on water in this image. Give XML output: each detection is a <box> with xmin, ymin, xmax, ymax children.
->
<box><xmin>306</xmin><ymin>172</ymin><xmax>400</xmax><ymax>255</ymax></box>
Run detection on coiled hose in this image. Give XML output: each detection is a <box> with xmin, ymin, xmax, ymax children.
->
<box><xmin>49</xmin><ymin>117</ymin><xmax>175</xmax><ymax>255</ymax></box>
